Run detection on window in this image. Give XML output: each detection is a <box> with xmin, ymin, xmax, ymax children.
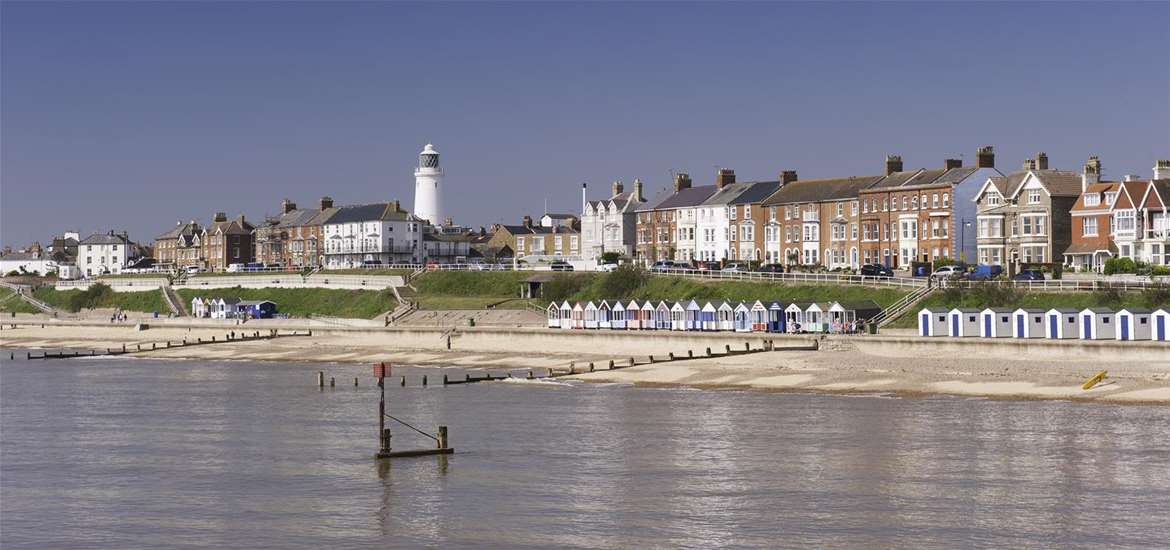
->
<box><xmin>863</xmin><ymin>200</ymin><xmax>869</xmax><ymax>214</ymax></box>
<box><xmin>784</xmin><ymin>206</ymin><xmax>791</xmax><ymax>220</ymax></box>
<box><xmin>902</xmin><ymin>197</ymin><xmax>909</xmax><ymax>210</ymax></box>
<box><xmin>851</xmin><ymin>223</ymin><xmax>858</xmax><ymax>240</ymax></box>
<box><xmin>1105</xmin><ymin>192</ymin><xmax>1117</xmax><ymax>205</ymax></box>
<box><xmin>769</xmin><ymin>207</ymin><xmax>776</xmax><ymax>221</ymax></box>
<box><xmin>851</xmin><ymin>201</ymin><xmax>858</xmax><ymax>216</ymax></box>
<box><xmin>1028</xmin><ymin>189</ymin><xmax>1041</xmax><ymax>204</ymax></box>
<box><xmin>942</xmin><ymin>193</ymin><xmax>949</xmax><ymax>208</ymax></box>
<box><xmin>728</xmin><ymin>206</ymin><xmax>736</xmax><ymax>220</ymax></box>
<box><xmin>1084</xmin><ymin>194</ymin><xmax>1100</xmax><ymax>207</ymax></box>
<box><xmin>517</xmin><ymin>237</ymin><xmax>525</xmax><ymax>250</ymax></box>
<box><xmin>986</xmin><ymin>192</ymin><xmax>1001</xmax><ymax>207</ymax></box>
<box><xmin>882</xmin><ymin>198</ymin><xmax>889</xmax><ymax>211</ymax></box>
<box><xmin>1082</xmin><ymin>218</ymin><xmax>1098</xmax><ymax>236</ymax></box>
<box><xmin>836</xmin><ymin>203</ymin><xmax>844</xmax><ymax>217</ymax></box>
<box><xmin>1114</xmin><ymin>210</ymin><xmax>1135</xmax><ymax>232</ymax></box>
<box><xmin>912</xmin><ymin>196</ymin><xmax>919</xmax><ymax>210</ymax></box>
<box><xmin>931</xmin><ymin>194</ymin><xmax>938</xmax><ymax>208</ymax></box>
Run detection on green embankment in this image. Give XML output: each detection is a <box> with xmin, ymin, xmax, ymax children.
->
<box><xmin>176</xmin><ymin>287</ymin><xmax>397</xmax><ymax>319</ymax></box>
<box><xmin>318</xmin><ymin>268</ymin><xmax>414</xmax><ymax>278</ymax></box>
<box><xmin>412</xmin><ymin>271</ymin><xmax>527</xmax><ymax>310</ymax></box>
<box><xmin>886</xmin><ymin>286</ymin><xmax>1170</xmax><ymax>328</ymax></box>
<box><xmin>0</xmin><ymin>288</ymin><xmax>43</xmax><ymax>314</ymax></box>
<box><xmin>32</xmin><ymin>286</ymin><xmax>170</xmax><ymax>313</ymax></box>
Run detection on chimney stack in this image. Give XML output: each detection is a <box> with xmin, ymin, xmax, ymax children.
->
<box><xmin>885</xmin><ymin>155</ymin><xmax>903</xmax><ymax>176</ymax></box>
<box><xmin>673</xmin><ymin>172</ymin><xmax>692</xmax><ymax>193</ymax></box>
<box><xmin>391</xmin><ymin>200</ymin><xmax>401</xmax><ymax>212</ymax></box>
<box><xmin>1153</xmin><ymin>159</ymin><xmax>1170</xmax><ymax>180</ymax></box>
<box><xmin>633</xmin><ymin>178</ymin><xmax>644</xmax><ymax>202</ymax></box>
<box><xmin>522</xmin><ymin>215</ymin><xmax>533</xmax><ymax>228</ymax></box>
<box><xmin>1023</xmin><ymin>158</ymin><xmax>1037</xmax><ymax>171</ymax></box>
<box><xmin>319</xmin><ymin>196</ymin><xmax>334</xmax><ymax>210</ymax></box>
<box><xmin>945</xmin><ymin>159</ymin><xmax>962</xmax><ymax>170</ymax></box>
<box><xmin>1082</xmin><ymin>156</ymin><xmax>1101</xmax><ymax>191</ymax></box>
<box><xmin>1036</xmin><ymin>152</ymin><xmax>1049</xmax><ymax>170</ymax></box>
<box><xmin>612</xmin><ymin>180</ymin><xmax>624</xmax><ymax>197</ymax></box>
<box><xmin>780</xmin><ymin>170</ymin><xmax>798</xmax><ymax>186</ymax></box>
<box><xmin>238</xmin><ymin>214</ymin><xmax>246</xmax><ymax>225</ymax></box>
<box><xmin>444</xmin><ymin>217</ymin><xmax>453</xmax><ymax>227</ymax></box>
<box><xmin>716</xmin><ymin>168</ymin><xmax>736</xmax><ymax>190</ymax></box>
<box><xmin>281</xmin><ymin>199</ymin><xmax>296</xmax><ymax>214</ymax></box>
<box><xmin>976</xmin><ymin>146</ymin><xmax>995</xmax><ymax>168</ymax></box>
<box><xmin>214</xmin><ymin>212</ymin><xmax>227</xmax><ymax>223</ymax></box>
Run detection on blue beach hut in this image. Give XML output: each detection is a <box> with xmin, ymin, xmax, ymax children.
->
<box><xmin>1116</xmin><ymin>308</ymin><xmax>1153</xmax><ymax>341</ymax></box>
<box><xmin>948</xmin><ymin>308</ymin><xmax>980</xmax><ymax>337</ymax></box>
<box><xmin>733</xmin><ymin>302</ymin><xmax>751</xmax><ymax>332</ymax></box>
<box><xmin>598</xmin><ymin>301</ymin><xmax>612</xmax><ymax>330</ymax></box>
<box><xmin>685</xmin><ymin>300</ymin><xmax>702</xmax><ymax>331</ymax></box>
<box><xmin>980</xmin><ymin>308</ymin><xmax>1012</xmax><ymax>338</ymax></box>
<box><xmin>918</xmin><ymin>308</ymin><xmax>947</xmax><ymax>337</ymax></box>
<box><xmin>767</xmin><ymin>301</ymin><xmax>786</xmax><ymax>333</ymax></box>
<box><xmin>655</xmin><ymin>301</ymin><xmax>672</xmax><ymax>330</ymax></box>
<box><xmin>1153</xmin><ymin>309</ymin><xmax>1169</xmax><ymax>341</ymax></box>
<box><xmin>700</xmin><ymin>301</ymin><xmax>718</xmax><ymax>331</ymax></box>
<box><xmin>1012</xmin><ymin>308</ymin><xmax>1045</xmax><ymax>339</ymax></box>
<box><xmin>1079</xmin><ymin>308</ymin><xmax>1115</xmax><ymax>340</ymax></box>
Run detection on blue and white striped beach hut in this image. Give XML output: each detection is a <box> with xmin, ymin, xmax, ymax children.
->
<box><xmin>734</xmin><ymin>302</ymin><xmax>752</xmax><ymax>332</ymax></box>
<box><xmin>717</xmin><ymin>302</ymin><xmax>735</xmax><ymax>331</ymax></box>
<box><xmin>685</xmin><ymin>300</ymin><xmax>702</xmax><ymax>331</ymax></box>
<box><xmin>700</xmin><ymin>301</ymin><xmax>718</xmax><ymax>331</ymax></box>
<box><xmin>611</xmin><ymin>301</ymin><xmax>627</xmax><ymax>330</ymax></box>
<box><xmin>670</xmin><ymin>301</ymin><xmax>687</xmax><ymax>331</ymax></box>
<box><xmin>598</xmin><ymin>301</ymin><xmax>612</xmax><ymax>330</ymax></box>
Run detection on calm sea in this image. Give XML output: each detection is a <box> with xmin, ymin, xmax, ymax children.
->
<box><xmin>2</xmin><ymin>357</ymin><xmax>1169</xmax><ymax>549</ymax></box>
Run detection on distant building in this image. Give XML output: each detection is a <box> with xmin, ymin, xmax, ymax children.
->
<box><xmin>486</xmin><ymin>216</ymin><xmax>580</xmax><ymax>260</ymax></box>
<box><xmin>0</xmin><ymin>249</ymin><xmax>57</xmax><ymax>276</ymax></box>
<box><xmin>321</xmin><ymin>201</ymin><xmax>425</xmax><ymax>267</ymax></box>
<box><xmin>423</xmin><ymin>233</ymin><xmax>473</xmax><ymax>263</ymax></box>
<box><xmin>974</xmin><ymin>153</ymin><xmax>1079</xmax><ymax>269</ymax></box>
<box><xmin>254</xmin><ymin>197</ymin><xmax>336</xmax><ymax>268</ymax></box>
<box><xmin>155</xmin><ymin>220</ymin><xmax>203</xmax><ymax>270</ymax></box>
<box><xmin>78</xmin><ymin>231</ymin><xmax>138</xmax><ymax>277</ymax></box>
<box><xmin>580</xmin><ymin>179</ymin><xmax>645</xmax><ymax>262</ymax></box>
<box><xmin>201</xmin><ymin>213</ymin><xmax>255</xmax><ymax>272</ymax></box>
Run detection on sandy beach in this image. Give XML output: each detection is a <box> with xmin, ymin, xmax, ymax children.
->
<box><xmin>2</xmin><ymin>321</ymin><xmax>1168</xmax><ymax>404</ymax></box>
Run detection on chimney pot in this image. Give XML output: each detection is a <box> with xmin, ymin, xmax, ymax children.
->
<box><xmin>214</xmin><ymin>212</ymin><xmax>227</xmax><ymax>222</ymax></box>
<box><xmin>716</xmin><ymin>168</ymin><xmax>735</xmax><ymax>190</ymax></box>
<box><xmin>612</xmin><ymin>180</ymin><xmax>624</xmax><ymax>197</ymax></box>
<box><xmin>976</xmin><ymin>146</ymin><xmax>995</xmax><ymax>168</ymax></box>
<box><xmin>885</xmin><ymin>155</ymin><xmax>903</xmax><ymax>176</ymax></box>
<box><xmin>319</xmin><ymin>196</ymin><xmax>334</xmax><ymax>210</ymax></box>
<box><xmin>633</xmin><ymin>178</ymin><xmax>644</xmax><ymax>202</ymax></box>
<box><xmin>1036</xmin><ymin>152</ymin><xmax>1049</xmax><ymax>170</ymax></box>
<box><xmin>944</xmin><ymin>159</ymin><xmax>962</xmax><ymax>170</ymax></box>
<box><xmin>1153</xmin><ymin>159</ymin><xmax>1170</xmax><ymax>180</ymax></box>
<box><xmin>673</xmin><ymin>173</ymin><xmax>692</xmax><ymax>193</ymax></box>
<box><xmin>522</xmin><ymin>215</ymin><xmax>532</xmax><ymax>228</ymax></box>
<box><xmin>281</xmin><ymin>198</ymin><xmax>296</xmax><ymax>214</ymax></box>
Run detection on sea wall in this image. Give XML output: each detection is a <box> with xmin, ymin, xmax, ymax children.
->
<box><xmin>855</xmin><ymin>334</ymin><xmax>1170</xmax><ymax>362</ymax></box>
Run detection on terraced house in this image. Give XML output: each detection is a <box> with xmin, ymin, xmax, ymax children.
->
<box><xmin>485</xmin><ymin>215</ymin><xmax>581</xmax><ymax>260</ymax></box>
<box><xmin>253</xmin><ymin>197</ymin><xmax>336</xmax><ymax>268</ymax></box>
<box><xmin>155</xmin><ymin>220</ymin><xmax>202</xmax><ymax>269</ymax></box>
<box><xmin>635</xmin><ymin>173</ymin><xmax>717</xmax><ymax>263</ymax></box>
<box><xmin>580</xmin><ymin>179</ymin><xmax>645</xmax><ymax>262</ymax></box>
<box><xmin>974</xmin><ymin>153</ymin><xmax>1080</xmax><ymax>269</ymax></box>
<box><xmin>201</xmin><ymin>212</ymin><xmax>255</xmax><ymax>272</ymax></box>
<box><xmin>321</xmin><ymin>201</ymin><xmax>424</xmax><ymax>268</ymax></box>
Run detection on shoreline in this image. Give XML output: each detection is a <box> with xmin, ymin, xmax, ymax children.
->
<box><xmin>2</xmin><ymin>322</ymin><xmax>1168</xmax><ymax>405</ymax></box>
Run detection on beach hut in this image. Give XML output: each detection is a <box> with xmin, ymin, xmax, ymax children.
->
<box><xmin>1116</xmin><ymin>308</ymin><xmax>1154</xmax><ymax>341</ymax></box>
<box><xmin>641</xmin><ymin>301</ymin><xmax>656</xmax><ymax>330</ymax></box>
<box><xmin>238</xmin><ymin>300</ymin><xmax>277</xmax><ymax>319</ymax></box>
<box><xmin>840</xmin><ymin>300</ymin><xmax>882</xmax><ymax>328</ymax></box>
<box><xmin>733</xmin><ymin>302</ymin><xmax>751</xmax><ymax>332</ymax></box>
<box><xmin>1045</xmin><ymin>308</ymin><xmax>1079</xmax><ymax>339</ymax></box>
<box><xmin>559</xmin><ymin>301</ymin><xmax>573</xmax><ymax>329</ymax></box>
<box><xmin>980</xmin><ymin>308</ymin><xmax>1013</xmax><ymax>338</ymax></box>
<box><xmin>767</xmin><ymin>301</ymin><xmax>786</xmax><ymax>333</ymax></box>
<box><xmin>612</xmin><ymin>301</ymin><xmax>627</xmax><ymax>330</ymax></box>
<box><xmin>827</xmin><ymin>302</ymin><xmax>857</xmax><ymax>333</ymax></box>
<box><xmin>750</xmin><ymin>301</ymin><xmax>769</xmax><ymax>332</ymax></box>
<box><xmin>948</xmin><ymin>308</ymin><xmax>981</xmax><ymax>337</ymax></box>
<box><xmin>1153</xmin><ymin>309</ymin><xmax>1169</xmax><ymax>341</ymax></box>
<box><xmin>625</xmin><ymin>300</ymin><xmax>641</xmax><ymax>330</ymax></box>
<box><xmin>804</xmin><ymin>303</ymin><xmax>827</xmax><ymax>333</ymax></box>
<box><xmin>1012</xmin><ymin>308</ymin><xmax>1045</xmax><ymax>339</ymax></box>
<box><xmin>655</xmin><ymin>301</ymin><xmax>672</xmax><ymax>330</ymax></box>
<box><xmin>785</xmin><ymin>303</ymin><xmax>806</xmax><ymax>333</ymax></box>
<box><xmin>1079</xmin><ymin>308</ymin><xmax>1115</xmax><ymax>340</ymax></box>
<box><xmin>584</xmin><ymin>301</ymin><xmax>599</xmax><ymax>329</ymax></box>
<box><xmin>670</xmin><ymin>301</ymin><xmax>687</xmax><ymax>331</ymax></box>
<box><xmin>685</xmin><ymin>300</ymin><xmax>702</xmax><ymax>331</ymax></box>
<box><xmin>191</xmin><ymin>297</ymin><xmax>210</xmax><ymax>318</ymax></box>
<box><xmin>571</xmin><ymin>302</ymin><xmax>585</xmax><ymax>329</ymax></box>
<box><xmin>598</xmin><ymin>301</ymin><xmax>613</xmax><ymax>330</ymax></box>
<box><xmin>918</xmin><ymin>307</ymin><xmax>947</xmax><ymax>337</ymax></box>
<box><xmin>700</xmin><ymin>301</ymin><xmax>718</xmax><ymax>331</ymax></box>
<box><xmin>717</xmin><ymin>302</ymin><xmax>735</xmax><ymax>331</ymax></box>
<box><xmin>547</xmin><ymin>302</ymin><xmax>560</xmax><ymax>328</ymax></box>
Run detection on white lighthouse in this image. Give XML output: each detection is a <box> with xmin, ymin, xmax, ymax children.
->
<box><xmin>413</xmin><ymin>143</ymin><xmax>443</xmax><ymax>225</ymax></box>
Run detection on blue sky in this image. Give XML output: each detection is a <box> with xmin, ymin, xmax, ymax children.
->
<box><xmin>2</xmin><ymin>1</ymin><xmax>1168</xmax><ymax>246</ymax></box>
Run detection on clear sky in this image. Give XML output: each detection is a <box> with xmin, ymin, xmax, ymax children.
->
<box><xmin>2</xmin><ymin>1</ymin><xmax>1168</xmax><ymax>247</ymax></box>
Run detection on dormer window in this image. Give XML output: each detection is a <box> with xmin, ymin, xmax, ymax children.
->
<box><xmin>986</xmin><ymin>191</ymin><xmax>1001</xmax><ymax>206</ymax></box>
<box><xmin>1105</xmin><ymin>192</ymin><xmax>1117</xmax><ymax>205</ymax></box>
<box><xmin>1084</xmin><ymin>194</ymin><xmax>1100</xmax><ymax>207</ymax></box>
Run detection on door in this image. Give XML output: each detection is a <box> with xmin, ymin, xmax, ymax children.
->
<box><xmin>1120</xmin><ymin>315</ymin><xmax>1130</xmax><ymax>341</ymax></box>
<box><xmin>1158</xmin><ymin>317</ymin><xmax>1166</xmax><ymax>341</ymax></box>
<box><xmin>1049</xmin><ymin>315</ymin><xmax>1058</xmax><ymax>338</ymax></box>
<box><xmin>1015</xmin><ymin>314</ymin><xmax>1024</xmax><ymax>337</ymax></box>
<box><xmin>1083</xmin><ymin>315</ymin><xmax>1092</xmax><ymax>339</ymax></box>
<box><xmin>983</xmin><ymin>314</ymin><xmax>991</xmax><ymax>337</ymax></box>
<box><xmin>951</xmin><ymin>315</ymin><xmax>959</xmax><ymax>337</ymax></box>
<box><xmin>921</xmin><ymin>313</ymin><xmax>930</xmax><ymax>336</ymax></box>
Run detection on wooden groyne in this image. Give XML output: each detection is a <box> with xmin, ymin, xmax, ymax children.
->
<box><xmin>9</xmin><ymin>329</ymin><xmax>312</xmax><ymax>361</ymax></box>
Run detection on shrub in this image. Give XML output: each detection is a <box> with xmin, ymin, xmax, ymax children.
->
<box><xmin>1103</xmin><ymin>257</ymin><xmax>1137</xmax><ymax>275</ymax></box>
<box><xmin>598</xmin><ymin>265</ymin><xmax>649</xmax><ymax>299</ymax></box>
<box><xmin>1152</xmin><ymin>265</ymin><xmax>1170</xmax><ymax>277</ymax></box>
<box><xmin>1143</xmin><ymin>284</ymin><xmax>1170</xmax><ymax>309</ymax></box>
<box><xmin>541</xmin><ymin>274</ymin><xmax>591</xmax><ymax>304</ymax></box>
<box><xmin>600</xmin><ymin>252</ymin><xmax>623</xmax><ymax>265</ymax></box>
<box><xmin>1093</xmin><ymin>286</ymin><xmax>1123</xmax><ymax>307</ymax></box>
<box><xmin>932</xmin><ymin>257</ymin><xmax>958</xmax><ymax>270</ymax></box>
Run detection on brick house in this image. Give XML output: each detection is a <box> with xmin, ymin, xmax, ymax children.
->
<box><xmin>155</xmin><ymin>220</ymin><xmax>202</xmax><ymax>269</ymax></box>
<box><xmin>634</xmin><ymin>173</ymin><xmax>717</xmax><ymax>263</ymax></box>
<box><xmin>201</xmin><ymin>212</ymin><xmax>255</xmax><ymax>271</ymax></box>
<box><xmin>487</xmin><ymin>216</ymin><xmax>581</xmax><ymax>259</ymax></box>
<box><xmin>253</xmin><ymin>196</ymin><xmax>336</xmax><ymax>268</ymax></box>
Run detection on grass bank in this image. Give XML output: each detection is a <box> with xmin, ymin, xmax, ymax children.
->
<box><xmin>176</xmin><ymin>287</ymin><xmax>397</xmax><ymax>319</ymax></box>
<box><xmin>32</xmin><ymin>286</ymin><xmax>169</xmax><ymax>313</ymax></box>
<box><xmin>887</xmin><ymin>285</ymin><xmax>1170</xmax><ymax>328</ymax></box>
<box><xmin>0</xmin><ymin>288</ymin><xmax>43</xmax><ymax>314</ymax></box>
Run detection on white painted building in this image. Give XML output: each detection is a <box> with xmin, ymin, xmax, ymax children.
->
<box><xmin>580</xmin><ymin>180</ymin><xmax>645</xmax><ymax>262</ymax></box>
<box><xmin>413</xmin><ymin>143</ymin><xmax>443</xmax><ymax>226</ymax></box>
<box><xmin>78</xmin><ymin>231</ymin><xmax>136</xmax><ymax>277</ymax></box>
<box><xmin>0</xmin><ymin>252</ymin><xmax>57</xmax><ymax>276</ymax></box>
<box><xmin>321</xmin><ymin>201</ymin><xmax>425</xmax><ymax>268</ymax></box>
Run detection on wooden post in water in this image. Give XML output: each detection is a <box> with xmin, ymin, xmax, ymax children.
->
<box><xmin>437</xmin><ymin>426</ymin><xmax>449</xmax><ymax>449</ymax></box>
<box><xmin>422</xmin><ymin>375</ymin><xmax>427</xmax><ymax>386</ymax></box>
<box><xmin>354</xmin><ymin>377</ymin><xmax>359</xmax><ymax>387</ymax></box>
<box><xmin>317</xmin><ymin>371</ymin><xmax>324</xmax><ymax>387</ymax></box>
<box><xmin>401</xmin><ymin>376</ymin><xmax>406</xmax><ymax>387</ymax></box>
<box><xmin>442</xmin><ymin>374</ymin><xmax>448</xmax><ymax>386</ymax></box>
<box><xmin>330</xmin><ymin>377</ymin><xmax>335</xmax><ymax>387</ymax></box>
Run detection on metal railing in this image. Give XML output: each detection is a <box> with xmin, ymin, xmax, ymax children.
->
<box><xmin>870</xmin><ymin>286</ymin><xmax>936</xmax><ymax>327</ymax></box>
<box><xmin>655</xmin><ymin>268</ymin><xmax>929</xmax><ymax>289</ymax></box>
<box><xmin>944</xmin><ymin>278</ymin><xmax>1168</xmax><ymax>292</ymax></box>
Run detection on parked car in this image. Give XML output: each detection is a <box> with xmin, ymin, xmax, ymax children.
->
<box><xmin>930</xmin><ymin>265</ymin><xmax>964</xmax><ymax>280</ymax></box>
<box><xmin>596</xmin><ymin>263</ymin><xmax>619</xmax><ymax>272</ymax></box>
<box><xmin>550</xmin><ymin>261</ymin><xmax>573</xmax><ymax>272</ymax></box>
<box><xmin>226</xmin><ymin>263</ymin><xmax>244</xmax><ymax>273</ymax></box>
<box><xmin>756</xmin><ymin>263</ymin><xmax>785</xmax><ymax>273</ymax></box>
<box><xmin>185</xmin><ymin>265</ymin><xmax>201</xmax><ymax>274</ymax></box>
<box><xmin>361</xmin><ymin>259</ymin><xmax>383</xmax><ymax>267</ymax></box>
<box><xmin>721</xmin><ymin>262</ymin><xmax>748</xmax><ymax>273</ymax></box>
<box><xmin>650</xmin><ymin>261</ymin><xmax>676</xmax><ymax>272</ymax></box>
<box><xmin>859</xmin><ymin>264</ymin><xmax>894</xmax><ymax>278</ymax></box>
<box><xmin>1012</xmin><ymin>269</ymin><xmax>1046</xmax><ymax>281</ymax></box>
<box><xmin>964</xmin><ymin>265</ymin><xmax>1003</xmax><ymax>280</ymax></box>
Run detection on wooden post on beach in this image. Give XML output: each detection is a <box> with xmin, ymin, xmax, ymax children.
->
<box><xmin>354</xmin><ymin>377</ymin><xmax>359</xmax><ymax>387</ymax></box>
<box><xmin>437</xmin><ymin>426</ymin><xmax>448</xmax><ymax>449</ymax></box>
<box><xmin>317</xmin><ymin>371</ymin><xmax>324</xmax><ymax>387</ymax></box>
<box><xmin>330</xmin><ymin>377</ymin><xmax>335</xmax><ymax>388</ymax></box>
<box><xmin>589</xmin><ymin>362</ymin><xmax>594</xmax><ymax>372</ymax></box>
<box><xmin>688</xmin><ymin>350</ymin><xmax>694</xmax><ymax>358</ymax></box>
<box><xmin>725</xmin><ymin>344</ymin><xmax>731</xmax><ymax>354</ymax></box>
<box><xmin>648</xmin><ymin>355</ymin><xmax>654</xmax><ymax>363</ymax></box>
<box><xmin>745</xmin><ymin>342</ymin><xmax>751</xmax><ymax>351</ymax></box>
<box><xmin>401</xmin><ymin>376</ymin><xmax>406</xmax><ymax>387</ymax></box>
<box><xmin>668</xmin><ymin>352</ymin><xmax>674</xmax><ymax>360</ymax></box>
<box><xmin>706</xmin><ymin>347</ymin><xmax>712</xmax><ymax>356</ymax></box>
<box><xmin>527</xmin><ymin>370</ymin><xmax>534</xmax><ymax>379</ymax></box>
<box><xmin>121</xmin><ymin>344</ymin><xmax>126</xmax><ymax>353</ymax></box>
<box><xmin>442</xmin><ymin>375</ymin><xmax>448</xmax><ymax>386</ymax></box>
<box><xmin>628</xmin><ymin>357</ymin><xmax>634</xmax><ymax>367</ymax></box>
<box><xmin>608</xmin><ymin>360</ymin><xmax>614</xmax><ymax>369</ymax></box>
<box><xmin>465</xmin><ymin>373</ymin><xmax>471</xmax><ymax>383</ymax></box>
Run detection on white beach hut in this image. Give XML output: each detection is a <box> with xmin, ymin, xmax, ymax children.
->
<box><xmin>717</xmin><ymin>301</ymin><xmax>735</xmax><ymax>331</ymax></box>
<box><xmin>191</xmin><ymin>297</ymin><xmax>210</xmax><ymax>318</ymax></box>
<box><xmin>1079</xmin><ymin>308</ymin><xmax>1115</xmax><ymax>340</ymax></box>
<box><xmin>1116</xmin><ymin>308</ymin><xmax>1153</xmax><ymax>341</ymax></box>
<box><xmin>701</xmin><ymin>301</ymin><xmax>718</xmax><ymax>331</ymax></box>
<box><xmin>980</xmin><ymin>308</ymin><xmax>1013</xmax><ymax>338</ymax></box>
<box><xmin>1045</xmin><ymin>308</ymin><xmax>1079</xmax><ymax>339</ymax></box>
<box><xmin>598</xmin><ymin>301</ymin><xmax>613</xmax><ymax>330</ymax></box>
<box><xmin>1012</xmin><ymin>308</ymin><xmax>1045</xmax><ymax>339</ymax></box>
<box><xmin>685</xmin><ymin>300</ymin><xmax>702</xmax><ymax>331</ymax></box>
<box><xmin>918</xmin><ymin>307</ymin><xmax>947</xmax><ymax>337</ymax></box>
<box><xmin>804</xmin><ymin>303</ymin><xmax>826</xmax><ymax>333</ymax></box>
<box><xmin>827</xmin><ymin>302</ymin><xmax>857</xmax><ymax>334</ymax></box>
<box><xmin>641</xmin><ymin>301</ymin><xmax>656</xmax><ymax>330</ymax></box>
<box><xmin>612</xmin><ymin>300</ymin><xmax>627</xmax><ymax>330</ymax></box>
<box><xmin>559</xmin><ymin>301</ymin><xmax>573</xmax><ymax>329</ymax></box>
<box><xmin>670</xmin><ymin>301</ymin><xmax>687</xmax><ymax>331</ymax></box>
<box><xmin>571</xmin><ymin>302</ymin><xmax>585</xmax><ymax>329</ymax></box>
<box><xmin>750</xmin><ymin>301</ymin><xmax>769</xmax><ymax>332</ymax></box>
<box><xmin>546</xmin><ymin>302</ymin><xmax>560</xmax><ymax>328</ymax></box>
<box><xmin>786</xmin><ymin>303</ymin><xmax>807</xmax><ymax>333</ymax></box>
<box><xmin>1153</xmin><ymin>309</ymin><xmax>1169</xmax><ymax>341</ymax></box>
<box><xmin>655</xmin><ymin>301</ymin><xmax>672</xmax><ymax>330</ymax></box>
<box><xmin>733</xmin><ymin>302</ymin><xmax>751</xmax><ymax>332</ymax></box>
<box><xmin>948</xmin><ymin>308</ymin><xmax>981</xmax><ymax>337</ymax></box>
<box><xmin>584</xmin><ymin>301</ymin><xmax>599</xmax><ymax>329</ymax></box>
